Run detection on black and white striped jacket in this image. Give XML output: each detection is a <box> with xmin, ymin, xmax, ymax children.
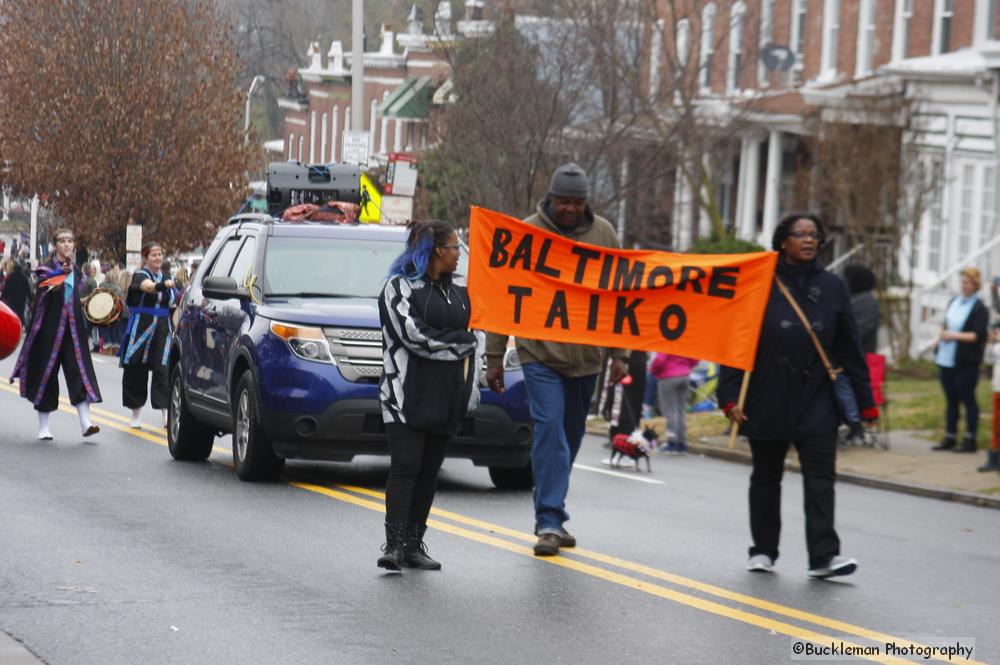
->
<box><xmin>379</xmin><ymin>273</ymin><xmax>485</xmax><ymax>432</ymax></box>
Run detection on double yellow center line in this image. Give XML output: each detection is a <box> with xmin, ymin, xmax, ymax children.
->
<box><xmin>1</xmin><ymin>384</ymin><xmax>982</xmax><ymax>665</ymax></box>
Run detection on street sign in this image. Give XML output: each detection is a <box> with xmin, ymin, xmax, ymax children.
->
<box><xmin>380</xmin><ymin>195</ymin><xmax>414</xmax><ymax>225</ymax></box>
<box><xmin>125</xmin><ymin>224</ymin><xmax>143</xmax><ymax>253</ymax></box>
<box><xmin>761</xmin><ymin>44</ymin><xmax>796</xmax><ymax>71</ymax></box>
<box><xmin>386</xmin><ymin>153</ymin><xmax>418</xmax><ymax>197</ymax></box>
<box><xmin>341</xmin><ymin>130</ymin><xmax>370</xmax><ymax>166</ymax></box>
<box><xmin>359</xmin><ymin>173</ymin><xmax>382</xmax><ymax>224</ymax></box>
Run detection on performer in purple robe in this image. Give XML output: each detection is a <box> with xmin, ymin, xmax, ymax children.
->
<box><xmin>10</xmin><ymin>228</ymin><xmax>102</xmax><ymax>439</ymax></box>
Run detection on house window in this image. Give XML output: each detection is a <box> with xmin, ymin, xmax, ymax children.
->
<box><xmin>927</xmin><ymin>160</ymin><xmax>943</xmax><ymax>272</ymax></box>
<box><xmin>981</xmin><ymin>167</ymin><xmax>997</xmax><ymax>245</ymax></box>
<box><xmin>892</xmin><ymin>0</ymin><xmax>913</xmax><ymax>61</ymax></box>
<box><xmin>676</xmin><ymin>18</ymin><xmax>691</xmax><ymax>68</ymax></box>
<box><xmin>757</xmin><ymin>0</ymin><xmax>774</xmax><ymax>87</ymax></box>
<box><xmin>958</xmin><ymin>164</ymin><xmax>975</xmax><ymax>257</ymax></box>
<box><xmin>934</xmin><ymin>0</ymin><xmax>954</xmax><ymax>55</ymax></box>
<box><xmin>820</xmin><ymin>0</ymin><xmax>841</xmax><ymax>81</ymax></box>
<box><xmin>727</xmin><ymin>3</ymin><xmax>746</xmax><ymax>94</ymax></box>
<box><xmin>699</xmin><ymin>3</ymin><xmax>717</xmax><ymax>91</ymax></box>
<box><xmin>855</xmin><ymin>0</ymin><xmax>876</xmax><ymax>77</ymax></box>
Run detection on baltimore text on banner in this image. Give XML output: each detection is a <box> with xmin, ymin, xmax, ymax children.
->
<box><xmin>467</xmin><ymin>206</ymin><xmax>778</xmax><ymax>371</ymax></box>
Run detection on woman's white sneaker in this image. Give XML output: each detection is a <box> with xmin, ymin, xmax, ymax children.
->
<box><xmin>747</xmin><ymin>554</ymin><xmax>775</xmax><ymax>572</ymax></box>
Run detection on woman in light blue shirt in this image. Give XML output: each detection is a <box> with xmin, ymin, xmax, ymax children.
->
<box><xmin>933</xmin><ymin>268</ymin><xmax>989</xmax><ymax>453</ymax></box>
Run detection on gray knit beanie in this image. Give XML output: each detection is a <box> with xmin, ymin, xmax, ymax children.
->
<box><xmin>548</xmin><ymin>163</ymin><xmax>589</xmax><ymax>199</ymax></box>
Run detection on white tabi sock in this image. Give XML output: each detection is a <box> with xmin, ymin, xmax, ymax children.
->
<box><xmin>37</xmin><ymin>411</ymin><xmax>53</xmax><ymax>440</ymax></box>
<box><xmin>77</xmin><ymin>402</ymin><xmax>98</xmax><ymax>436</ymax></box>
<box><xmin>130</xmin><ymin>407</ymin><xmax>142</xmax><ymax>429</ymax></box>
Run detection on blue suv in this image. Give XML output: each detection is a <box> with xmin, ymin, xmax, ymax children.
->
<box><xmin>167</xmin><ymin>214</ymin><xmax>534</xmax><ymax>488</ymax></box>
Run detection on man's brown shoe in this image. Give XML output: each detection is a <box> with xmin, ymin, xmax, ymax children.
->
<box><xmin>533</xmin><ymin>532</ymin><xmax>561</xmax><ymax>556</ymax></box>
<box><xmin>559</xmin><ymin>530</ymin><xmax>576</xmax><ymax>548</ymax></box>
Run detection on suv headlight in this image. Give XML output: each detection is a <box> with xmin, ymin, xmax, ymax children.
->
<box><xmin>270</xmin><ymin>321</ymin><xmax>334</xmax><ymax>364</ymax></box>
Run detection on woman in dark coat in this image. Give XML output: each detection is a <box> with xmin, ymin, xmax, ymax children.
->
<box><xmin>718</xmin><ymin>213</ymin><xmax>877</xmax><ymax>579</ymax></box>
<box><xmin>377</xmin><ymin>220</ymin><xmax>484</xmax><ymax>572</ymax></box>
<box><xmin>1</xmin><ymin>259</ymin><xmax>30</xmax><ymax>327</ymax></box>
<box><xmin>931</xmin><ymin>267</ymin><xmax>988</xmax><ymax>453</ymax></box>
<box><xmin>9</xmin><ymin>228</ymin><xmax>101</xmax><ymax>439</ymax></box>
<box><xmin>120</xmin><ymin>242</ymin><xmax>176</xmax><ymax>429</ymax></box>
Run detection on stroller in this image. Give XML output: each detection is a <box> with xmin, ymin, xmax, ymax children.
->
<box><xmin>688</xmin><ymin>361</ymin><xmax>719</xmax><ymax>413</ymax></box>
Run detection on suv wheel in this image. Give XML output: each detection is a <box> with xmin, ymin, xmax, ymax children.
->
<box><xmin>233</xmin><ymin>371</ymin><xmax>285</xmax><ymax>481</ymax></box>
<box><xmin>167</xmin><ymin>364</ymin><xmax>214</xmax><ymax>461</ymax></box>
<box><xmin>488</xmin><ymin>462</ymin><xmax>533</xmax><ymax>490</ymax></box>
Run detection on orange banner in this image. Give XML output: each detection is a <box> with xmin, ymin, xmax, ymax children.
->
<box><xmin>467</xmin><ymin>206</ymin><xmax>777</xmax><ymax>371</ymax></box>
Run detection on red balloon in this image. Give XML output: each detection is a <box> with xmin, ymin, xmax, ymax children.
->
<box><xmin>0</xmin><ymin>300</ymin><xmax>22</xmax><ymax>360</ymax></box>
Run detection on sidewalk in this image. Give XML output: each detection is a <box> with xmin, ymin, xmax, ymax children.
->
<box><xmin>589</xmin><ymin>421</ymin><xmax>1000</xmax><ymax>509</ymax></box>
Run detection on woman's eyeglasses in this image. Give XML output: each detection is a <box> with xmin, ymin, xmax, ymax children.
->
<box><xmin>440</xmin><ymin>243</ymin><xmax>461</xmax><ymax>251</ymax></box>
<box><xmin>787</xmin><ymin>231</ymin><xmax>820</xmax><ymax>240</ymax></box>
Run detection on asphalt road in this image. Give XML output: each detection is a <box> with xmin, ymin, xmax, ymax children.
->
<box><xmin>1</xmin><ymin>350</ymin><xmax>998</xmax><ymax>665</ymax></box>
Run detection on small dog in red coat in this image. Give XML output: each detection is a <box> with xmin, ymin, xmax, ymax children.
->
<box><xmin>610</xmin><ymin>426</ymin><xmax>659</xmax><ymax>472</ymax></box>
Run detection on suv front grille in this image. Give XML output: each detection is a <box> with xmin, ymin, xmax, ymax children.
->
<box><xmin>324</xmin><ymin>326</ymin><xmax>383</xmax><ymax>383</ymax></box>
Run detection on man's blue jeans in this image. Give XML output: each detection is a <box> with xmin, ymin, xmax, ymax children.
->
<box><xmin>521</xmin><ymin>362</ymin><xmax>598</xmax><ymax>532</ymax></box>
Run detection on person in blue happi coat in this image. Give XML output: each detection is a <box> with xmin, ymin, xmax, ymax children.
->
<box><xmin>120</xmin><ymin>241</ymin><xmax>176</xmax><ymax>428</ymax></box>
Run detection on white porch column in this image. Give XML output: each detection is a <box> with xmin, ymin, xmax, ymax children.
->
<box><xmin>320</xmin><ymin>113</ymin><xmax>328</xmax><ymax>164</ymax></box>
<box><xmin>674</xmin><ymin>165</ymin><xmax>693</xmax><ymax>250</ymax></box>
<box><xmin>762</xmin><ymin>129</ymin><xmax>784</xmax><ymax>246</ymax></box>
<box><xmin>309</xmin><ymin>112</ymin><xmax>317</xmax><ymax>163</ymax></box>
<box><xmin>331</xmin><ymin>107</ymin><xmax>339</xmax><ymax>162</ymax></box>
<box><xmin>2</xmin><ymin>189</ymin><xmax>9</xmax><ymax>223</ymax></box>
<box><xmin>617</xmin><ymin>156</ymin><xmax>629</xmax><ymax>246</ymax></box>
<box><xmin>741</xmin><ymin>137</ymin><xmax>761</xmax><ymax>240</ymax></box>
<box><xmin>394</xmin><ymin>119</ymin><xmax>404</xmax><ymax>153</ymax></box>
<box><xmin>734</xmin><ymin>136</ymin><xmax>751</xmax><ymax>239</ymax></box>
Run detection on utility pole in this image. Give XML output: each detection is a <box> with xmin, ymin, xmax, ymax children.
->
<box><xmin>351</xmin><ymin>0</ymin><xmax>364</xmax><ymax>133</ymax></box>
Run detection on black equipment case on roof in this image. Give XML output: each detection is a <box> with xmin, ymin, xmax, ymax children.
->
<box><xmin>266</xmin><ymin>162</ymin><xmax>362</xmax><ymax>216</ymax></box>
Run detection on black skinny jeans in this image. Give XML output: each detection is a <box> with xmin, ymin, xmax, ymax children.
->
<box><xmin>748</xmin><ymin>433</ymin><xmax>840</xmax><ymax>569</ymax></box>
<box><xmin>938</xmin><ymin>364</ymin><xmax>980</xmax><ymax>439</ymax></box>
<box><xmin>384</xmin><ymin>422</ymin><xmax>451</xmax><ymax>526</ymax></box>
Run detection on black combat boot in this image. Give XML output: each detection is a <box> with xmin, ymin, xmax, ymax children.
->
<box><xmin>402</xmin><ymin>523</ymin><xmax>441</xmax><ymax>570</ymax></box>
<box><xmin>932</xmin><ymin>436</ymin><xmax>956</xmax><ymax>451</ymax></box>
<box><xmin>977</xmin><ymin>450</ymin><xmax>1000</xmax><ymax>472</ymax></box>
<box><xmin>377</xmin><ymin>522</ymin><xmax>406</xmax><ymax>572</ymax></box>
<box><xmin>953</xmin><ymin>436</ymin><xmax>978</xmax><ymax>453</ymax></box>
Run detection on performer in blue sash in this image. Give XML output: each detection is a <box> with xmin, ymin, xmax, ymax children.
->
<box><xmin>120</xmin><ymin>241</ymin><xmax>175</xmax><ymax>428</ymax></box>
<box><xmin>10</xmin><ymin>228</ymin><xmax>102</xmax><ymax>439</ymax></box>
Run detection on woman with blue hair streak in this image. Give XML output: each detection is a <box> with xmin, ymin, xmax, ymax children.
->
<box><xmin>376</xmin><ymin>219</ymin><xmax>484</xmax><ymax>572</ymax></box>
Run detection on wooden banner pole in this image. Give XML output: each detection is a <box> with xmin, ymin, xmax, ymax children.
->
<box><xmin>727</xmin><ymin>371</ymin><xmax>751</xmax><ymax>449</ymax></box>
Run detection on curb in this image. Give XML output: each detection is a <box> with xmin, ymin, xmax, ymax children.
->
<box><xmin>590</xmin><ymin>426</ymin><xmax>1000</xmax><ymax>510</ymax></box>
<box><xmin>684</xmin><ymin>440</ymin><xmax>1000</xmax><ymax>511</ymax></box>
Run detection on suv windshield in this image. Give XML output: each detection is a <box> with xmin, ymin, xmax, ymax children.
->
<box><xmin>264</xmin><ymin>236</ymin><xmax>402</xmax><ymax>298</ymax></box>
<box><xmin>262</xmin><ymin>234</ymin><xmax>470</xmax><ymax>299</ymax></box>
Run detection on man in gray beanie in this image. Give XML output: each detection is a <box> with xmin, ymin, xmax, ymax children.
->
<box><xmin>485</xmin><ymin>163</ymin><xmax>630</xmax><ymax>557</ymax></box>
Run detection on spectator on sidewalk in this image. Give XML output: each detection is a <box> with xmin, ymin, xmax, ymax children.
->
<box><xmin>843</xmin><ymin>264</ymin><xmax>879</xmax><ymax>355</ymax></box>
<box><xmin>719</xmin><ymin>212</ymin><xmax>877</xmax><ymax>579</ymax></box>
<box><xmin>1</xmin><ymin>259</ymin><xmax>30</xmax><ymax>328</ymax></box>
<box><xmin>651</xmin><ymin>352</ymin><xmax>699</xmax><ymax>453</ymax></box>
<box><xmin>605</xmin><ymin>351</ymin><xmax>648</xmax><ymax>445</ymax></box>
<box><xmin>932</xmin><ymin>268</ymin><xmax>988</xmax><ymax>453</ymax></box>
<box><xmin>979</xmin><ymin>324</ymin><xmax>1000</xmax><ymax>472</ymax></box>
<box><xmin>485</xmin><ymin>163</ymin><xmax>629</xmax><ymax>558</ymax></box>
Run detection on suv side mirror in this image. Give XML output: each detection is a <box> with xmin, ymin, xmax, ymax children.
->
<box><xmin>202</xmin><ymin>276</ymin><xmax>248</xmax><ymax>301</ymax></box>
